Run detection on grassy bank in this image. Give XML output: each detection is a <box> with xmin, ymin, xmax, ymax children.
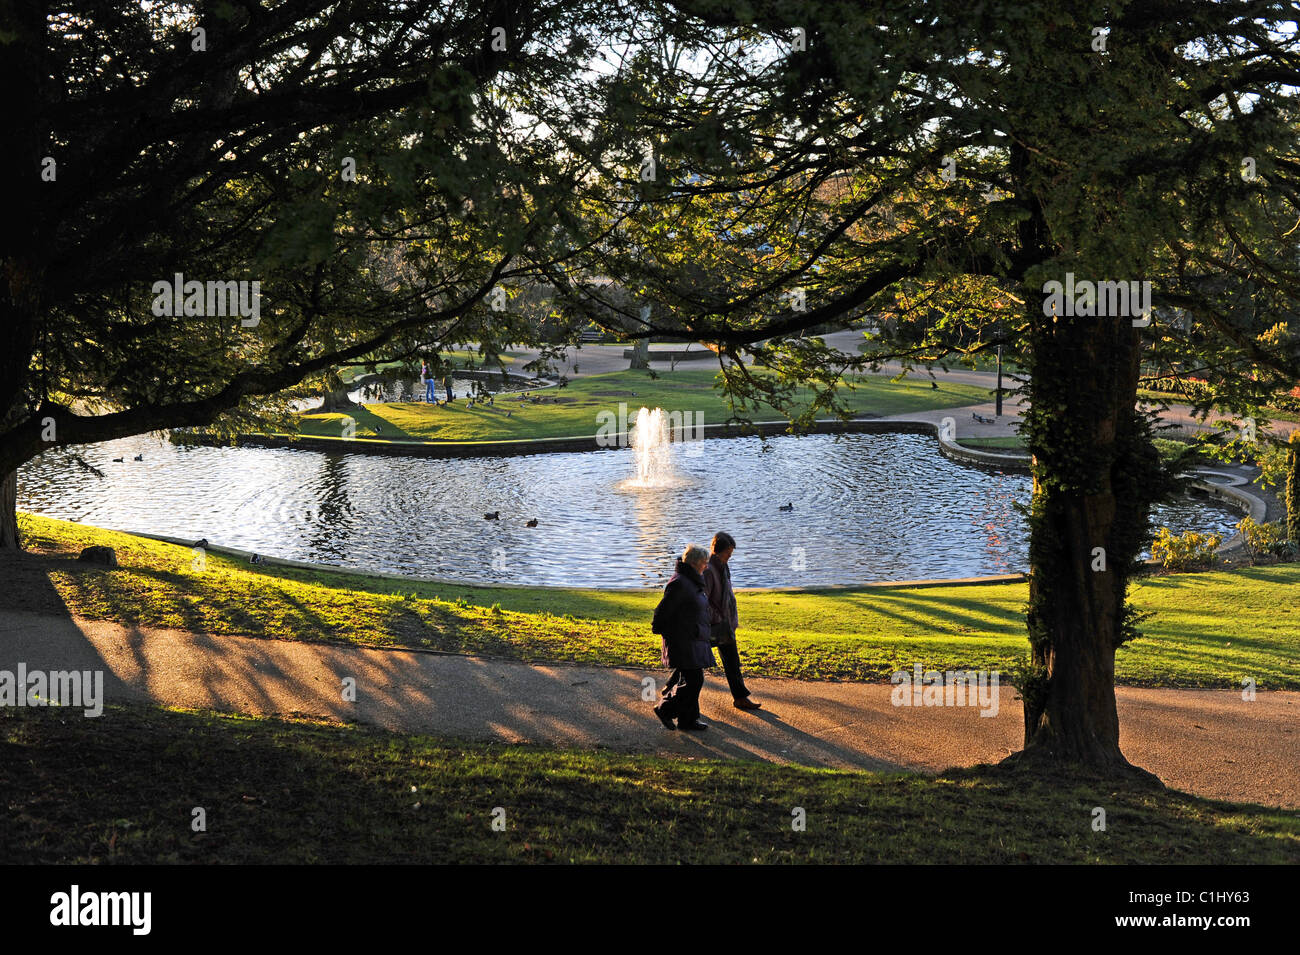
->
<box><xmin>14</xmin><ymin>514</ymin><xmax>1299</xmax><ymax>688</ymax></box>
<box><xmin>2</xmin><ymin>703</ymin><xmax>1295</xmax><ymax>863</ymax></box>
<box><xmin>294</xmin><ymin>368</ymin><xmax>992</xmax><ymax>443</ymax></box>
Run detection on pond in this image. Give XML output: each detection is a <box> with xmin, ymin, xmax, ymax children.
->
<box><xmin>17</xmin><ymin>431</ymin><xmax>1243</xmax><ymax>589</ymax></box>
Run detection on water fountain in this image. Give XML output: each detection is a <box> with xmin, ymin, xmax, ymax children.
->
<box><xmin>628</xmin><ymin>407</ymin><xmax>676</xmax><ymax>489</ymax></box>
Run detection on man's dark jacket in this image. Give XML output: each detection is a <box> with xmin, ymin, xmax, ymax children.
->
<box><xmin>702</xmin><ymin>553</ymin><xmax>739</xmax><ymax>647</ymax></box>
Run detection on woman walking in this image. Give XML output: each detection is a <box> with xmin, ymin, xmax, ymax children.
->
<box><xmin>651</xmin><ymin>544</ymin><xmax>714</xmax><ymax>731</ymax></box>
<box><xmin>703</xmin><ymin>532</ymin><xmax>761</xmax><ymax>711</ymax></box>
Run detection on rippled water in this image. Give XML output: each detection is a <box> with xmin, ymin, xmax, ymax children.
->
<box><xmin>17</xmin><ymin>432</ymin><xmax>1241</xmax><ymax>588</ymax></box>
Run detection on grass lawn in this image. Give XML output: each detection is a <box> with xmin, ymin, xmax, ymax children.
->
<box><xmin>293</xmin><ymin>368</ymin><xmax>993</xmax><ymax>443</ymax></box>
<box><xmin>957</xmin><ymin>436</ymin><xmax>1028</xmax><ymax>451</ymax></box>
<box><xmin>2</xmin><ymin>702</ymin><xmax>1294</xmax><ymax>863</ymax></box>
<box><xmin>15</xmin><ymin>514</ymin><xmax>1300</xmax><ymax>688</ymax></box>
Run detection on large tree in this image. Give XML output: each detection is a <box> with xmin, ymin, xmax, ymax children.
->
<box><xmin>0</xmin><ymin>0</ymin><xmax>624</xmax><ymax>547</ymax></box>
<box><xmin>551</xmin><ymin>0</ymin><xmax>1300</xmax><ymax>774</ymax></box>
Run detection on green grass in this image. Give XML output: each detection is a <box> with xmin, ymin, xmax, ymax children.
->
<box><xmin>15</xmin><ymin>513</ymin><xmax>1300</xmax><ymax>688</ymax></box>
<box><xmin>3</xmin><ymin>703</ymin><xmax>1295</xmax><ymax>863</ymax></box>
<box><xmin>293</xmin><ymin>368</ymin><xmax>992</xmax><ymax>443</ymax></box>
<box><xmin>957</xmin><ymin>436</ymin><xmax>1027</xmax><ymax>451</ymax></box>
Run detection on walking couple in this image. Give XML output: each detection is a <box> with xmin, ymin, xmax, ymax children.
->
<box><xmin>651</xmin><ymin>532</ymin><xmax>761</xmax><ymax>732</ymax></box>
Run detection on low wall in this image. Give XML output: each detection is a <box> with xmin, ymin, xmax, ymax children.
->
<box><xmin>180</xmin><ymin>416</ymin><xmax>933</xmax><ymax>459</ymax></box>
<box><xmin>937</xmin><ymin>440</ymin><xmax>1031</xmax><ymax>471</ymax></box>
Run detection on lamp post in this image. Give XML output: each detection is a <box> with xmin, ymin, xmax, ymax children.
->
<box><xmin>995</xmin><ymin>344</ymin><xmax>1004</xmax><ymax>418</ymax></box>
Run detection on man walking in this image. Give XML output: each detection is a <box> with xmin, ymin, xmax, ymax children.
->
<box><xmin>703</xmin><ymin>532</ymin><xmax>761</xmax><ymax>711</ymax></box>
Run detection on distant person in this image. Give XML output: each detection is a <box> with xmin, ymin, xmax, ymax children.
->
<box><xmin>703</xmin><ymin>532</ymin><xmax>760</xmax><ymax>710</ymax></box>
<box><xmin>651</xmin><ymin>545</ymin><xmax>714</xmax><ymax>731</ymax></box>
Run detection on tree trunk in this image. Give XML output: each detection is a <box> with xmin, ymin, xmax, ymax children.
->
<box><xmin>628</xmin><ymin>337</ymin><xmax>650</xmax><ymax>370</ymax></box>
<box><xmin>1013</xmin><ymin>299</ymin><xmax>1168</xmax><ymax>778</ymax></box>
<box><xmin>320</xmin><ymin>388</ymin><xmax>357</xmax><ymax>412</ymax></box>
<box><xmin>0</xmin><ymin>470</ymin><xmax>17</xmax><ymax>550</ymax></box>
<box><xmin>0</xmin><ymin>0</ymin><xmax>47</xmax><ymax>552</ymax></box>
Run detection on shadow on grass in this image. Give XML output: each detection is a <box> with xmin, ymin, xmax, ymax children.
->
<box><xmin>2</xmin><ymin>703</ymin><xmax>1295</xmax><ymax>864</ymax></box>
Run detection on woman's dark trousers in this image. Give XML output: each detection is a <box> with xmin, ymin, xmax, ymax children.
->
<box><xmin>659</xmin><ymin>668</ymin><xmax>704</xmax><ymax>725</ymax></box>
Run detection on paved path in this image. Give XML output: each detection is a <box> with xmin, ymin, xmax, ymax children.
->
<box><xmin>2</xmin><ymin>610</ymin><xmax>1295</xmax><ymax>808</ymax></box>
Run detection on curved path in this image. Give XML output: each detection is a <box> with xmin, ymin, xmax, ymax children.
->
<box><xmin>2</xmin><ymin>609</ymin><xmax>1295</xmax><ymax>809</ymax></box>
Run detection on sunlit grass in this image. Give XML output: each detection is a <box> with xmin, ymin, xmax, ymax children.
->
<box><xmin>293</xmin><ymin>368</ymin><xmax>992</xmax><ymax>443</ymax></box>
<box><xmin>16</xmin><ymin>514</ymin><xmax>1299</xmax><ymax>687</ymax></box>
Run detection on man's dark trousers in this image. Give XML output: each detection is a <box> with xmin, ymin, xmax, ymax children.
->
<box><xmin>715</xmin><ymin>641</ymin><xmax>750</xmax><ymax>700</ymax></box>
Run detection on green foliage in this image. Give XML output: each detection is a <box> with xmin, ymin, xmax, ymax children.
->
<box><xmin>1236</xmin><ymin>516</ymin><xmax>1286</xmax><ymax>565</ymax></box>
<box><xmin>1270</xmin><ymin>539</ymin><xmax>1300</xmax><ymax>561</ymax></box>
<box><xmin>4</xmin><ymin>1</ymin><xmax>630</xmax><ymax>476</ymax></box>
<box><xmin>1151</xmin><ymin>528</ymin><xmax>1223</xmax><ymax>572</ymax></box>
<box><xmin>1152</xmin><ymin>438</ymin><xmax>1195</xmax><ymax>465</ymax></box>
<box><xmin>1287</xmin><ymin>433</ymin><xmax>1300</xmax><ymax>543</ymax></box>
<box><xmin>1009</xmin><ymin>661</ymin><xmax>1051</xmax><ymax>724</ymax></box>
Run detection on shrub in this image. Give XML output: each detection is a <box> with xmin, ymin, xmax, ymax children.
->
<box><xmin>1151</xmin><ymin>527</ymin><xmax>1222</xmax><ymax>571</ymax></box>
<box><xmin>1152</xmin><ymin>437</ymin><xmax>1194</xmax><ymax>464</ymax></box>
<box><xmin>1269</xmin><ymin>538</ymin><xmax>1299</xmax><ymax>561</ymax></box>
<box><xmin>1287</xmin><ymin>432</ymin><xmax>1300</xmax><ymax>543</ymax></box>
<box><xmin>1236</xmin><ymin>516</ymin><xmax>1285</xmax><ymax>565</ymax></box>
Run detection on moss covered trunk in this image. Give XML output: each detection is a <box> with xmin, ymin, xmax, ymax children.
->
<box><xmin>1016</xmin><ymin>300</ymin><xmax>1166</xmax><ymax>774</ymax></box>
